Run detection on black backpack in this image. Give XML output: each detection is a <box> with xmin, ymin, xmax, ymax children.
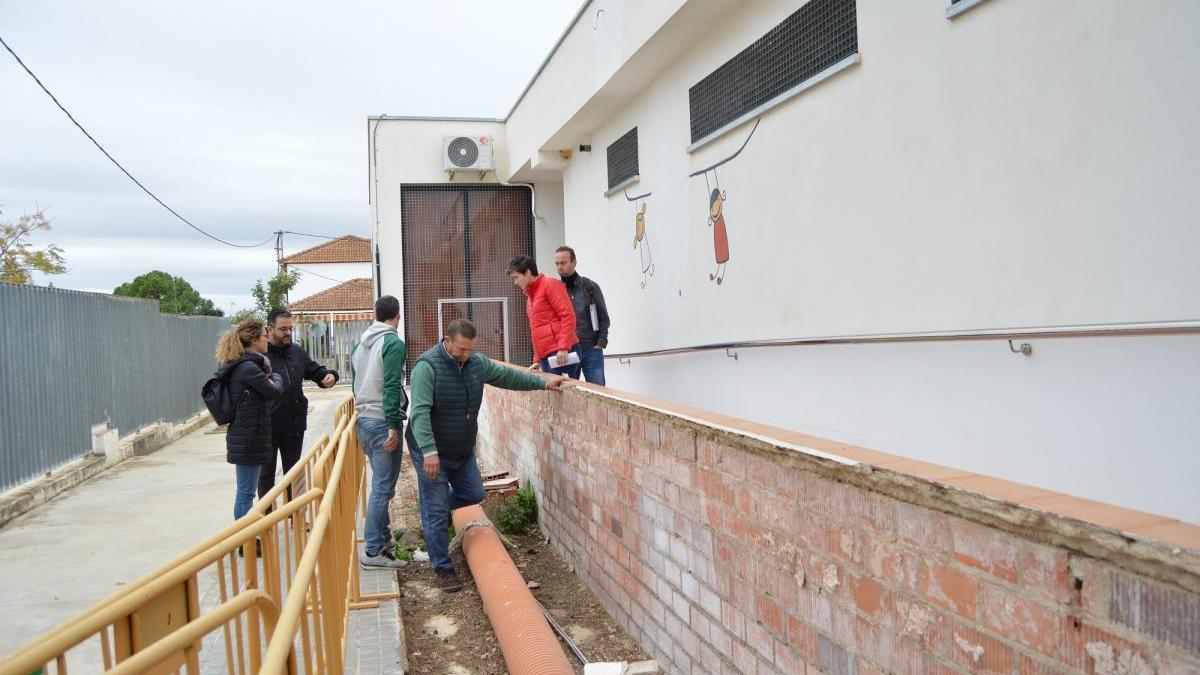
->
<box><xmin>202</xmin><ymin>374</ymin><xmax>239</xmax><ymax>425</ymax></box>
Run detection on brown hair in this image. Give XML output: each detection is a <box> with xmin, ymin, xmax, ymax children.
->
<box><xmin>216</xmin><ymin>318</ymin><xmax>265</xmax><ymax>364</ymax></box>
<box><xmin>446</xmin><ymin>318</ymin><xmax>477</xmax><ymax>340</ymax></box>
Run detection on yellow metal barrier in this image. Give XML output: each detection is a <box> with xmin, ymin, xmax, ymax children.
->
<box><xmin>0</xmin><ymin>490</ymin><xmax>320</xmax><ymax>675</ymax></box>
<box><xmin>0</xmin><ymin>396</ymin><xmax>384</xmax><ymax>675</ymax></box>
<box><xmin>105</xmin><ymin>592</ymin><xmax>284</xmax><ymax>675</ymax></box>
<box><xmin>262</xmin><ymin>407</ymin><xmax>396</xmax><ymax>675</ymax></box>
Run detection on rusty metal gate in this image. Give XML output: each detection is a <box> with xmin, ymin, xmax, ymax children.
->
<box><xmin>399</xmin><ymin>184</ymin><xmax>535</xmax><ymax>370</ymax></box>
<box><xmin>294</xmin><ymin>314</ymin><xmax>373</xmax><ymax>377</ymax></box>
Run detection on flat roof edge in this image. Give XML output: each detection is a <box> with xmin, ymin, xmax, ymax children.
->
<box><xmin>503</xmin><ymin>0</ymin><xmax>595</xmax><ymax>121</ymax></box>
<box><xmin>368</xmin><ymin>115</ymin><xmax>506</xmax><ymax>123</ymax></box>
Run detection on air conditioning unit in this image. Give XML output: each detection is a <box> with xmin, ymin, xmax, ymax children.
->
<box><xmin>443</xmin><ymin>135</ymin><xmax>494</xmax><ymax>173</ymax></box>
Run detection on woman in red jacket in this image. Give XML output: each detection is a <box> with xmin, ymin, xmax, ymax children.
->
<box><xmin>508</xmin><ymin>255</ymin><xmax>582</xmax><ymax>378</ymax></box>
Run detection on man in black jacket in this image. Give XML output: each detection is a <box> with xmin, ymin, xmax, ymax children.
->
<box><xmin>554</xmin><ymin>246</ymin><xmax>611</xmax><ymax>385</ymax></box>
<box><xmin>259</xmin><ymin>309</ymin><xmax>340</xmax><ymax>498</ymax></box>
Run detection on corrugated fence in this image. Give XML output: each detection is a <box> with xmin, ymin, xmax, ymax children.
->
<box><xmin>0</xmin><ymin>284</ymin><xmax>226</xmax><ymax>491</ymax></box>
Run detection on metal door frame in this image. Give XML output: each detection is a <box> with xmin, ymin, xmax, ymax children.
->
<box><xmin>437</xmin><ymin>297</ymin><xmax>511</xmax><ymax>363</ymax></box>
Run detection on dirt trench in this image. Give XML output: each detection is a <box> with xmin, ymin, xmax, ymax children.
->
<box><xmin>387</xmin><ymin>466</ymin><xmax>649</xmax><ymax>674</ymax></box>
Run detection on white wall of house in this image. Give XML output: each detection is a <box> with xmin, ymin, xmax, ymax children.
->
<box><xmin>608</xmin><ymin>336</ymin><xmax>1200</xmax><ymax>522</ymax></box>
<box><xmin>560</xmin><ymin>0</ymin><xmax>1200</xmax><ymax>521</ymax></box>
<box><xmin>559</xmin><ymin>0</ymin><xmax>1200</xmax><ymax>347</ymax></box>
<box><xmin>375</xmin><ymin>0</ymin><xmax>1200</xmax><ymax>521</ymax></box>
<box><xmin>287</xmin><ymin>262</ymin><xmax>372</xmax><ymax>303</ymax></box>
<box><xmin>369</xmin><ymin>118</ymin><xmax>566</xmax><ymax>330</ymax></box>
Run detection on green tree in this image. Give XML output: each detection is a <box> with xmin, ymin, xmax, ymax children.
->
<box><xmin>114</xmin><ymin>270</ymin><xmax>224</xmax><ymax>316</ymax></box>
<box><xmin>251</xmin><ymin>268</ymin><xmax>301</xmax><ymax>317</ymax></box>
<box><xmin>1</xmin><ymin>207</ymin><xmax>67</xmax><ymax>284</ymax></box>
<box><xmin>228</xmin><ymin>308</ymin><xmax>261</xmax><ymax>325</ymax></box>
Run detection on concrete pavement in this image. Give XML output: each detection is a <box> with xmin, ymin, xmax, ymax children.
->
<box><xmin>0</xmin><ymin>385</ymin><xmax>405</xmax><ymax>673</ymax></box>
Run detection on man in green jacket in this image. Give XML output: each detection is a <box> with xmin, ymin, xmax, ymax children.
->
<box><xmin>406</xmin><ymin>318</ymin><xmax>565</xmax><ymax>592</ymax></box>
<box><xmin>352</xmin><ymin>295</ymin><xmax>410</xmax><ymax>569</ymax></box>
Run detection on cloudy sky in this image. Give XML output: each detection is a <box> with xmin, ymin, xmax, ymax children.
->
<box><xmin>1</xmin><ymin>1</ymin><xmax>582</xmax><ymax>314</ymax></box>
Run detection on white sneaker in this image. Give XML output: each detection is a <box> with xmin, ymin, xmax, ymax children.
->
<box><xmin>360</xmin><ymin>547</ymin><xmax>409</xmax><ymax>569</ymax></box>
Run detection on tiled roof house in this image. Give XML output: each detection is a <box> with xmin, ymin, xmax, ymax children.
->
<box><xmin>281</xmin><ymin>235</ymin><xmax>373</xmax><ymax>311</ymax></box>
<box><xmin>289</xmin><ymin>278</ymin><xmax>373</xmax><ymax>314</ymax></box>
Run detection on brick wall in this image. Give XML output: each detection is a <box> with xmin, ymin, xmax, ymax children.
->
<box><xmin>475</xmin><ymin>386</ymin><xmax>1200</xmax><ymax>675</ymax></box>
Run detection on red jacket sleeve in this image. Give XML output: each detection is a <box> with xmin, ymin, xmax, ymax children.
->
<box><xmin>548</xmin><ymin>280</ymin><xmax>578</xmax><ymax>351</ymax></box>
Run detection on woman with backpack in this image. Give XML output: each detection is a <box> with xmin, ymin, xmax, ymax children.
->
<box><xmin>214</xmin><ymin>318</ymin><xmax>283</xmax><ymax>520</ymax></box>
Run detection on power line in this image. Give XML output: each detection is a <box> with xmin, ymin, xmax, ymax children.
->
<box><xmin>291</xmin><ymin>266</ymin><xmax>346</xmax><ymax>284</ymax></box>
<box><xmin>0</xmin><ymin>34</ymin><xmax>275</xmax><ymax>249</ymax></box>
<box><xmin>281</xmin><ymin>230</ymin><xmax>340</xmax><ymax>240</ymax></box>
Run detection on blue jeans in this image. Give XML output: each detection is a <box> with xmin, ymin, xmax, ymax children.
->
<box><xmin>579</xmin><ymin>347</ymin><xmax>606</xmax><ymax>385</ymax></box>
<box><xmin>540</xmin><ymin>344</ymin><xmax>583</xmax><ymax>379</ymax></box>
<box><xmin>356</xmin><ymin>417</ymin><xmax>405</xmax><ymax>556</ymax></box>
<box><xmin>233</xmin><ymin>464</ymin><xmax>261</xmax><ymax>520</ymax></box>
<box><xmin>407</xmin><ymin>441</ymin><xmax>485</xmax><ymax>572</ymax></box>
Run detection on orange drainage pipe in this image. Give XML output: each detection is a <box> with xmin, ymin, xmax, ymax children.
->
<box><xmin>452</xmin><ymin>504</ymin><xmax>573</xmax><ymax>674</ymax></box>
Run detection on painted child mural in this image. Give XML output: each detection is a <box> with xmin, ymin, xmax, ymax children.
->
<box><xmin>688</xmin><ymin>118</ymin><xmax>760</xmax><ymax>286</ymax></box>
<box><xmin>625</xmin><ymin>187</ymin><xmax>655</xmax><ymax>289</ymax></box>
<box><xmin>634</xmin><ymin>201</ymin><xmax>654</xmax><ymax>288</ymax></box>
<box><xmin>707</xmin><ymin>187</ymin><xmax>729</xmax><ymax>285</ymax></box>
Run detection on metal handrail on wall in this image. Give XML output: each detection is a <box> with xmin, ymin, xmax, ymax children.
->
<box><xmin>606</xmin><ymin>320</ymin><xmax>1200</xmax><ymax>362</ymax></box>
<box><xmin>0</xmin><ymin>396</ymin><xmax>383</xmax><ymax>675</ymax></box>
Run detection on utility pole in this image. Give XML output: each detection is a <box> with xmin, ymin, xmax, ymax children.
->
<box><xmin>274</xmin><ymin>230</ymin><xmax>284</xmax><ymax>269</ymax></box>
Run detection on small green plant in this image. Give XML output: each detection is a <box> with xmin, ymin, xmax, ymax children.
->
<box><xmin>392</xmin><ymin>528</ymin><xmax>406</xmax><ymax>558</ymax></box>
<box><xmin>496</xmin><ymin>484</ymin><xmax>538</xmax><ymax>535</ymax></box>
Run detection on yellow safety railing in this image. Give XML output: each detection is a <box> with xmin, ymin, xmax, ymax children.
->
<box><xmin>0</xmin><ymin>395</ymin><xmax>387</xmax><ymax>675</ymax></box>
<box><xmin>104</xmin><ymin>591</ymin><xmax>282</xmax><ymax>675</ymax></box>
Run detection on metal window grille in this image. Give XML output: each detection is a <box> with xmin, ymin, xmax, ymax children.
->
<box><xmin>606</xmin><ymin>127</ymin><xmax>640</xmax><ymax>190</ymax></box>
<box><xmin>688</xmin><ymin>0</ymin><xmax>858</xmax><ymax>144</ymax></box>
<box><xmin>399</xmin><ymin>185</ymin><xmax>535</xmax><ymax>373</ymax></box>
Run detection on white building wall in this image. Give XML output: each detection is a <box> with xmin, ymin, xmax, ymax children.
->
<box><xmin>561</xmin><ymin>0</ymin><xmax>1200</xmax><ymax>348</ymax></box>
<box><xmin>550</xmin><ymin>0</ymin><xmax>1200</xmax><ymax>520</ymax></box>
<box><xmin>370</xmin><ymin>118</ymin><xmax>565</xmax><ymax>331</ymax></box>
<box><xmin>505</xmin><ymin>0</ymin><xmax>694</xmax><ymax>171</ymax></box>
<box><xmin>607</xmin><ymin>336</ymin><xmax>1200</xmax><ymax>523</ymax></box>
<box><xmin>287</xmin><ymin>262</ymin><xmax>371</xmax><ymax>303</ymax></box>
<box><xmin>372</xmin><ymin>0</ymin><xmax>1200</xmax><ymax>521</ymax></box>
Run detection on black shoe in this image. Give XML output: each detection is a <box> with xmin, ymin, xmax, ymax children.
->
<box><xmin>435</xmin><ymin>568</ymin><xmax>463</xmax><ymax>593</ymax></box>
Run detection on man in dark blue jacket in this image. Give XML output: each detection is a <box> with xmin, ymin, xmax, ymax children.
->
<box><xmin>259</xmin><ymin>309</ymin><xmax>339</xmax><ymax>499</ymax></box>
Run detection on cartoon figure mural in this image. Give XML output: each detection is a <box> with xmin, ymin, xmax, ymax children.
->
<box><xmin>706</xmin><ymin>185</ymin><xmax>729</xmax><ymax>284</ymax></box>
<box><xmin>689</xmin><ymin>118</ymin><xmax>760</xmax><ymax>285</ymax></box>
<box><xmin>625</xmin><ymin>187</ymin><xmax>654</xmax><ymax>288</ymax></box>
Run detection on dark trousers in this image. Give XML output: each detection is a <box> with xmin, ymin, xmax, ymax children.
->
<box><xmin>579</xmin><ymin>346</ymin><xmax>606</xmax><ymax>385</ymax></box>
<box><xmin>257</xmin><ymin>432</ymin><xmax>305</xmax><ymax>499</ymax></box>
